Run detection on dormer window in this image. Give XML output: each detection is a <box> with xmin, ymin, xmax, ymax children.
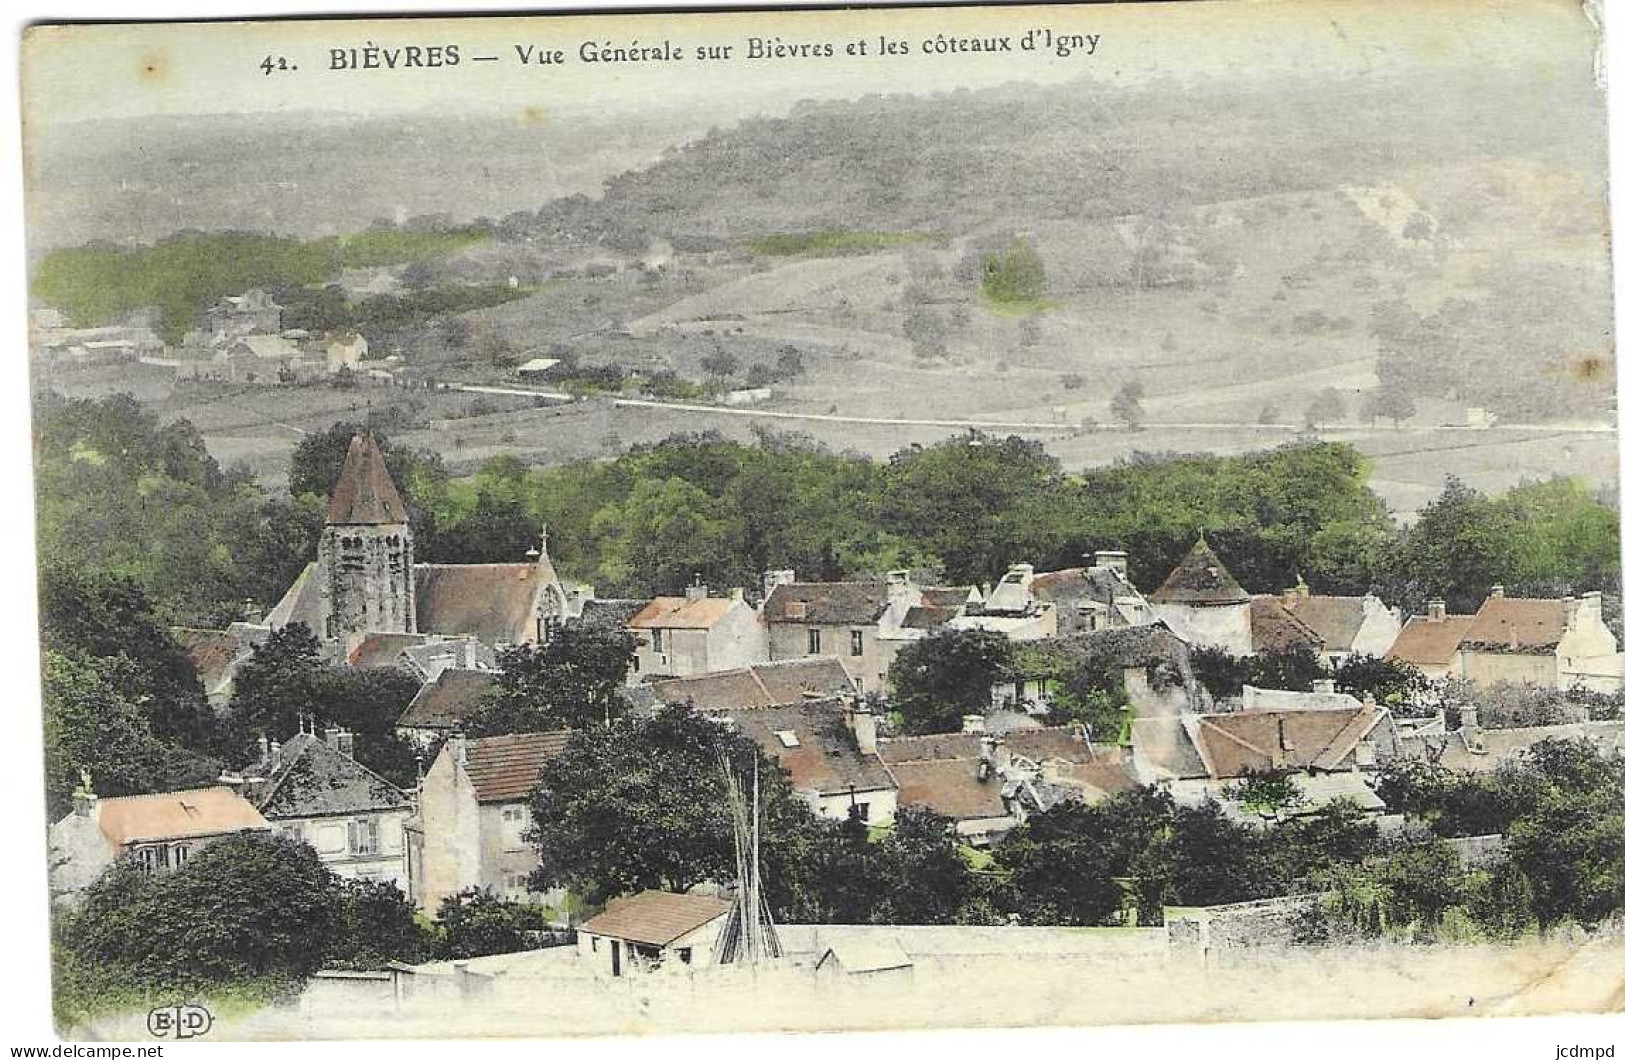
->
<box><xmin>786</xmin><ymin>601</ymin><xmax>808</xmax><ymax>620</ymax></box>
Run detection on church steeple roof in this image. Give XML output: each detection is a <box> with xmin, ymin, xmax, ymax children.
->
<box><xmin>1148</xmin><ymin>536</ymin><xmax>1250</xmax><ymax>605</ymax></box>
<box><xmin>327</xmin><ymin>432</ymin><xmax>409</xmax><ymax>526</ymax></box>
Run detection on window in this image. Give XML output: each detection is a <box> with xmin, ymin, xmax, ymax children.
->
<box><xmin>850</xmin><ymin>630</ymin><xmax>864</xmax><ymax>657</ymax></box>
<box><xmin>677</xmin><ymin>948</ymin><xmax>693</xmax><ymax>964</ymax></box>
<box><xmin>171</xmin><ymin>844</ymin><xmax>190</xmax><ymax>867</ymax></box>
<box><xmin>135</xmin><ymin>845</ymin><xmax>169</xmax><ymax>874</ymax></box>
<box><xmin>348</xmin><ymin>817</ymin><xmax>380</xmax><ymax>855</ymax></box>
<box><xmin>855</xmin><ymin>802</ymin><xmax>871</xmax><ymax>822</ymax></box>
<box><xmin>652</xmin><ymin>628</ymin><xmax>665</xmax><ymax>653</ymax></box>
<box><xmin>807</xmin><ymin>628</ymin><xmax>822</xmax><ymax>654</ymax></box>
<box><xmin>773</xmin><ymin>729</ymin><xmax>800</xmax><ymax>748</ymax></box>
<box><xmin>502</xmin><ymin>805</ymin><xmax>526</xmax><ymax>823</ymax></box>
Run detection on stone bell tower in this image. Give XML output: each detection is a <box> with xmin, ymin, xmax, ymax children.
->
<box><xmin>317</xmin><ymin>432</ymin><xmax>416</xmax><ymax>641</ymax></box>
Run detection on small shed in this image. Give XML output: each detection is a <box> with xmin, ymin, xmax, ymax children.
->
<box><xmin>576</xmin><ymin>889</ymin><xmax>731</xmax><ymax>976</ymax></box>
<box><xmin>813</xmin><ymin>938</ymin><xmax>914</xmax><ymax>985</ymax></box>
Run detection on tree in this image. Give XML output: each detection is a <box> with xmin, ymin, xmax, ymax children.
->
<box><xmin>434</xmin><ymin>888</ymin><xmax>552</xmax><ymax>958</ymax></box>
<box><xmin>228</xmin><ymin>624</ymin><xmax>327</xmax><ymax>742</ymax></box>
<box><xmin>1360</xmin><ymin>386</ymin><xmax>1417</xmax><ymax>428</ymax></box>
<box><xmin>42</xmin><ymin>650</ymin><xmax>222</xmax><ymax>818</ymax></box>
<box><xmin>877</xmin><ymin>807</ymin><xmax>973</xmax><ymax>925</ymax></box>
<box><xmin>1111</xmin><ymin>381</ymin><xmax>1146</xmax><ymax>429</ymax></box>
<box><xmin>1303</xmin><ymin>388</ymin><xmax>1346</xmax><ymax>430</ymax></box>
<box><xmin>1224</xmin><ymin>768</ymin><xmax>1306</xmax><ymax>818</ymax></box>
<box><xmin>525</xmin><ymin>704</ymin><xmax>822</xmax><ymax>908</ymax></box>
<box><xmin>1190</xmin><ymin>646</ymin><xmax>1248</xmax><ymax>701</ymax></box>
<box><xmin>1247</xmin><ymin>645</ymin><xmax>1329</xmax><ymax>693</ymax></box>
<box><xmin>998</xmin><ymin>801</ymin><xmax>1125</xmax><ymax>925</ymax></box>
<box><xmin>466</xmin><ymin>625</ymin><xmax>638</xmax><ymax>735</ymax></box>
<box><xmin>700</xmin><ymin>348</ymin><xmax>740</xmax><ymax>381</ymax></box>
<box><xmin>890</xmin><ymin>629</ymin><xmax>1017</xmax><ymax>734</ymax></box>
<box><xmin>1134</xmin><ymin>801</ymin><xmax>1269</xmax><ymax>918</ymax></box>
<box><xmin>330</xmin><ymin>879</ymin><xmax>430</xmax><ymax>968</ymax></box>
<box><xmin>65</xmin><ymin>834</ymin><xmax>344</xmax><ymax>987</ymax></box>
<box><xmin>1333</xmin><ymin>653</ymin><xmax>1427</xmax><ymax>710</ymax></box>
<box><xmin>979</xmin><ymin>235</ymin><xmax>1047</xmax><ymax>304</ymax></box>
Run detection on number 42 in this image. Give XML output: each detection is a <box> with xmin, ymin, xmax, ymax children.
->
<box><xmin>260</xmin><ymin>55</ymin><xmax>297</xmax><ymax>75</ymax></box>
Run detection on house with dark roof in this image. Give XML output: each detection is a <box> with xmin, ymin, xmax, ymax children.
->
<box><xmin>396</xmin><ymin>668</ymin><xmax>499</xmax><ymax>745</ymax></box>
<box><xmin>414</xmin><ymin>730</ymin><xmax>572</xmax><ymax>912</ymax></box>
<box><xmin>1029</xmin><ymin>551</ymin><xmax>1156</xmax><ymax>635</ymax></box>
<box><xmin>243</xmin><ymin>728</ymin><xmax>415</xmax><ymax>893</ymax></box>
<box><xmin>1148</xmin><ymin>538</ymin><xmax>1254</xmax><ymax>655</ymax></box>
<box><xmin>47</xmin><ymin>782</ymin><xmax>271</xmax><ymax>905</ymax></box>
<box><xmin>1247</xmin><ymin>596</ymin><xmax>1325</xmax><ymax>656</ymax></box>
<box><xmin>171</xmin><ymin>625</ymin><xmax>262</xmax><ymax>709</ymax></box>
<box><xmin>993</xmin><ymin>623</ymin><xmax>1199</xmax><ymax>723</ymax></box>
<box><xmin>577</xmin><ymin>889</ymin><xmax>733</xmax><ymax>976</ymax></box>
<box><xmin>643</xmin><ymin>658</ymin><xmax>857</xmax><ymax>713</ymax></box>
<box><xmin>627</xmin><ymin>585</ymin><xmax>766</xmax><ymax>679</ymax></box>
<box><xmin>761</xmin><ymin>570</ymin><xmax>925</xmax><ymax>693</ymax></box>
<box><xmin>717</xmin><ymin>698</ymin><xmax>898</xmax><ymax>825</ymax></box>
<box><xmin>265</xmin><ymin>432</ymin><xmax>588</xmax><ymax>656</ymax></box>
<box><xmin>1269</xmin><ymin>582</ymin><xmax>1402</xmax><ymax>665</ymax></box>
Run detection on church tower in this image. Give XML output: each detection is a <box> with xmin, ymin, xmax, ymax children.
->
<box><xmin>317</xmin><ymin>432</ymin><xmax>416</xmax><ymax>641</ymax></box>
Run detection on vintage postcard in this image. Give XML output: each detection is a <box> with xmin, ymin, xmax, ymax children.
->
<box><xmin>17</xmin><ymin>0</ymin><xmax>1625</xmax><ymax>1043</ymax></box>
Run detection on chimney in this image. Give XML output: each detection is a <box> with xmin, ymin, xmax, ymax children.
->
<box><xmin>684</xmin><ymin>575</ymin><xmax>707</xmax><ymax>602</ymax></box>
<box><xmin>885</xmin><ymin>569</ymin><xmax>914</xmax><ymax>604</ymax></box>
<box><xmin>257</xmin><ymin>733</ymin><xmax>271</xmax><ymax>762</ymax></box>
<box><xmin>962</xmin><ymin>713</ymin><xmax>986</xmax><ymax>735</ymax></box>
<box><xmin>71</xmin><ymin>770</ymin><xmax>97</xmax><ymax>818</ymax></box>
<box><xmin>451</xmin><ymin>734</ymin><xmax>468</xmax><ymax>766</ymax></box>
<box><xmin>1093</xmin><ymin>550</ymin><xmax>1128</xmax><ymax>576</ymax></box>
<box><xmin>729</xmin><ymin>587</ymin><xmax>745</xmax><ymax>603</ymax></box>
<box><xmin>1490</xmin><ymin>584</ymin><xmax>1506</xmax><ymax>599</ymax></box>
<box><xmin>1461</xmin><ymin>703</ymin><xmax>1484</xmax><ymax>754</ymax></box>
<box><xmin>763</xmin><ymin>569</ymin><xmax>796</xmax><ymax>595</ymax></box>
<box><xmin>1563</xmin><ymin>595</ymin><xmax>1579</xmax><ymax>629</ymax></box>
<box><xmin>1311</xmin><ymin>678</ymin><xmax>1336</xmax><ymax>695</ymax></box>
<box><xmin>269</xmin><ymin>739</ymin><xmax>282</xmax><ymax>772</ymax></box>
<box><xmin>849</xmin><ymin>705</ymin><xmax>878</xmax><ymax>756</ymax></box>
<box><xmin>325</xmin><ymin>725</ymin><xmax>355</xmax><ymax>758</ymax></box>
<box><xmin>1426</xmin><ymin>598</ymin><xmax>1446</xmax><ymax>622</ymax></box>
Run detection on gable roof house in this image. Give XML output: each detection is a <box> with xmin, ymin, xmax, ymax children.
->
<box><xmin>47</xmin><ymin>783</ymin><xmax>271</xmax><ymax>905</ymax></box>
<box><xmin>413</xmin><ymin>730</ymin><xmax>572</xmax><ymax>912</ymax></box>
<box><xmin>1137</xmin><ymin>694</ymin><xmax>1401</xmax><ymax>820</ymax></box>
<box><xmin>1148</xmin><ymin>538</ymin><xmax>1254</xmax><ymax>656</ymax></box>
<box><xmin>1030</xmin><ymin>551</ymin><xmax>1156</xmax><ymax>635</ymax></box>
<box><xmin>1386</xmin><ymin>599</ymin><xmax>1476</xmax><ymax>678</ymax></box>
<box><xmin>242</xmin><ymin>728</ymin><xmax>415</xmax><ymax>894</ymax></box>
<box><xmin>761</xmin><ymin>570</ymin><xmax>930</xmax><ymax>694</ymax></box>
<box><xmin>718</xmin><ymin>698</ymin><xmax>898</xmax><ymax>825</ymax></box>
<box><xmin>396</xmin><ymin>668</ymin><xmax>500</xmax><ymax>746</ymax></box>
<box><xmin>264</xmin><ymin>433</ymin><xmax>586</xmax><ymax>659</ymax></box>
<box><xmin>1272</xmin><ymin>583</ymin><xmax>1403</xmax><ymax>665</ymax></box>
<box><xmin>171</xmin><ymin>625</ymin><xmax>263</xmax><ymax>710</ymax></box>
<box><xmin>627</xmin><ymin>585</ymin><xmax>767</xmax><ymax>680</ymax></box>
<box><xmin>1456</xmin><ymin>588</ymin><xmax>1623</xmax><ymax>692</ymax></box>
<box><xmin>641</xmin><ymin>657</ymin><xmax>858</xmax><ymax>713</ymax></box>
<box><xmin>577</xmin><ymin>889</ymin><xmax>733</xmax><ymax>976</ymax></box>
<box><xmin>996</xmin><ymin>623</ymin><xmax>1201</xmax><ymax>725</ymax></box>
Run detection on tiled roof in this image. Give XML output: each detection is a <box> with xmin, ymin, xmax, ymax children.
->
<box><xmin>254</xmin><ymin>733</ymin><xmax>412</xmax><ymax>819</ymax></box>
<box><xmin>464</xmin><ymin>731</ymin><xmax>572</xmax><ymax>803</ymax></box>
<box><xmin>580</xmin><ymin>889</ymin><xmax>732</xmax><ymax>947</ymax></box>
<box><xmin>346</xmin><ymin>632</ymin><xmax>430</xmax><ymax>669</ymax></box>
<box><xmin>721</xmin><ymin>700</ymin><xmax>895</xmax><ymax>796</ymax></box>
<box><xmin>878</xmin><ymin>729</ymin><xmax>1110</xmax><ymax>822</ymax></box>
<box><xmin>1432</xmin><ymin>719</ymin><xmax>1625</xmax><ymax>772</ymax></box>
<box><xmin>901</xmin><ymin>604</ymin><xmax>963</xmax><ymax>631</ymax></box>
<box><xmin>762</xmin><ymin>582</ymin><xmax>891</xmax><ymax>625</ymax></box>
<box><xmin>1031</xmin><ymin>567</ymin><xmax>1145</xmax><ymax>607</ymax></box>
<box><xmin>575</xmin><ymin>598</ymin><xmax>652</xmax><ymax>632</ymax></box>
<box><xmin>171</xmin><ymin>627</ymin><xmax>249</xmax><ymax>690</ymax></box>
<box><xmin>628</xmin><ymin>596</ymin><xmax>740</xmax><ymax>631</ymax></box>
<box><xmin>649</xmin><ymin>658</ymin><xmax>855</xmax><ymax>712</ymax></box>
<box><xmin>266</xmin><ymin>562</ymin><xmax>321</xmax><ymax>631</ymax></box>
<box><xmin>1038</xmin><ymin>623</ymin><xmax>1191</xmax><ymax>672</ymax></box>
<box><xmin>1278</xmin><ymin>595</ymin><xmax>1369</xmax><ymax>653</ymax></box>
<box><xmin>397</xmin><ymin>668</ymin><xmax>498</xmax><ymax>730</ymax></box>
<box><xmin>95</xmin><ymin>786</ymin><xmax>270</xmax><ymax>847</ymax></box>
<box><xmin>1131</xmin><ymin>716</ymin><xmax>1209</xmax><ymax>780</ymax></box>
<box><xmin>1148</xmin><ymin>539</ymin><xmax>1250</xmax><ymax>605</ymax></box>
<box><xmin>328</xmin><ymin>432</ymin><xmax>409</xmax><ymax>525</ymax></box>
<box><xmin>1190</xmin><ymin>706</ymin><xmax>1384</xmax><ymax>779</ymax></box>
<box><xmin>1249</xmin><ymin>596</ymin><xmax>1326</xmax><ymax>654</ymax></box>
<box><xmin>1387</xmin><ymin>614</ymin><xmax>1475</xmax><ymax>667</ymax></box>
<box><xmin>415</xmin><ymin>560</ymin><xmax>556</xmax><ymax>644</ymax></box>
<box><xmin>1461</xmin><ymin>597</ymin><xmax>1569</xmax><ymax>652</ymax></box>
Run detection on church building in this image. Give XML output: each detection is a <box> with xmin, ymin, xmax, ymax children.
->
<box><xmin>266</xmin><ymin>432</ymin><xmax>584</xmax><ymax>655</ymax></box>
